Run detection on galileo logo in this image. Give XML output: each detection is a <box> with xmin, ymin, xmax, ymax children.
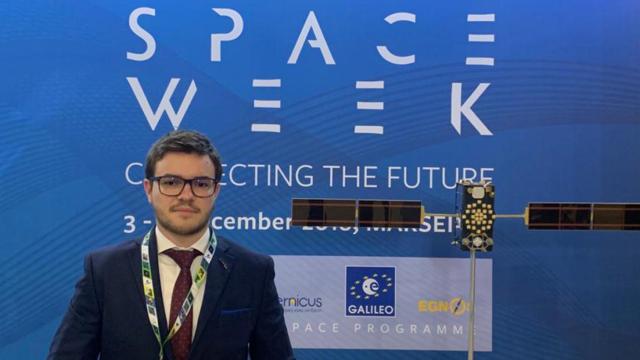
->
<box><xmin>417</xmin><ymin>297</ymin><xmax>470</xmax><ymax>316</ymax></box>
<box><xmin>279</xmin><ymin>295</ymin><xmax>323</xmax><ymax>313</ymax></box>
<box><xmin>345</xmin><ymin>266</ymin><xmax>395</xmax><ymax>317</ymax></box>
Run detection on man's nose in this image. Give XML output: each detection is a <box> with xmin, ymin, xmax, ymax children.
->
<box><xmin>177</xmin><ymin>181</ymin><xmax>196</xmax><ymax>199</ymax></box>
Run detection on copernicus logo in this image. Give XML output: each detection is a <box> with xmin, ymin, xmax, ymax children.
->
<box><xmin>279</xmin><ymin>295</ymin><xmax>323</xmax><ymax>313</ymax></box>
<box><xmin>345</xmin><ymin>266</ymin><xmax>395</xmax><ymax>317</ymax></box>
<box><xmin>417</xmin><ymin>297</ymin><xmax>470</xmax><ymax>316</ymax></box>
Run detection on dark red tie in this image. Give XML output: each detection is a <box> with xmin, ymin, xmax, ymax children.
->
<box><xmin>164</xmin><ymin>249</ymin><xmax>201</xmax><ymax>360</ymax></box>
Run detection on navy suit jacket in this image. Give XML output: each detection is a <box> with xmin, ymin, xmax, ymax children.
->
<box><xmin>48</xmin><ymin>231</ymin><xmax>294</xmax><ymax>360</ymax></box>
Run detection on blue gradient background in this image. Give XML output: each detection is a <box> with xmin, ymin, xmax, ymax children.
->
<box><xmin>0</xmin><ymin>0</ymin><xmax>639</xmax><ymax>359</ymax></box>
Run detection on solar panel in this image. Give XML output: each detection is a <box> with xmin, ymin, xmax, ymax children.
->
<box><xmin>358</xmin><ymin>200</ymin><xmax>423</xmax><ymax>228</ymax></box>
<box><xmin>291</xmin><ymin>198</ymin><xmax>423</xmax><ymax>228</ymax></box>
<box><xmin>527</xmin><ymin>203</ymin><xmax>640</xmax><ymax>230</ymax></box>
<box><xmin>527</xmin><ymin>203</ymin><xmax>591</xmax><ymax>230</ymax></box>
<box><xmin>593</xmin><ymin>204</ymin><xmax>640</xmax><ymax>230</ymax></box>
<box><xmin>291</xmin><ymin>199</ymin><xmax>357</xmax><ymax>227</ymax></box>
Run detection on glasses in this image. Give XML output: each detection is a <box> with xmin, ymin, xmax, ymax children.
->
<box><xmin>149</xmin><ymin>175</ymin><xmax>218</xmax><ymax>198</ymax></box>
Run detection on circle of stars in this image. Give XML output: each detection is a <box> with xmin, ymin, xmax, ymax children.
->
<box><xmin>350</xmin><ymin>273</ymin><xmax>393</xmax><ymax>300</ymax></box>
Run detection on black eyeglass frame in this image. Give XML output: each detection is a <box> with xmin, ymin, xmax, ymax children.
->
<box><xmin>148</xmin><ymin>175</ymin><xmax>219</xmax><ymax>198</ymax></box>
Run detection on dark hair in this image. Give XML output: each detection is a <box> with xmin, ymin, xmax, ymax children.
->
<box><xmin>145</xmin><ymin>130</ymin><xmax>223</xmax><ymax>181</ymax></box>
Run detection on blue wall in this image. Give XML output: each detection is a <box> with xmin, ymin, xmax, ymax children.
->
<box><xmin>0</xmin><ymin>1</ymin><xmax>639</xmax><ymax>358</ymax></box>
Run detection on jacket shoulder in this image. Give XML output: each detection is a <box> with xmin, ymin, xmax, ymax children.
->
<box><xmin>85</xmin><ymin>239</ymin><xmax>139</xmax><ymax>268</ymax></box>
<box><xmin>218</xmin><ymin>236</ymin><xmax>272</xmax><ymax>268</ymax></box>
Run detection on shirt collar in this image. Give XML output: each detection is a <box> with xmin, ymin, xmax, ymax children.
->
<box><xmin>155</xmin><ymin>226</ymin><xmax>210</xmax><ymax>254</ymax></box>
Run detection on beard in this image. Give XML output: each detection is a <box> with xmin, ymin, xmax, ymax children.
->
<box><xmin>155</xmin><ymin>202</ymin><xmax>214</xmax><ymax>237</ymax></box>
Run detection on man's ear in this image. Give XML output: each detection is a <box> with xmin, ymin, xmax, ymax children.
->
<box><xmin>143</xmin><ymin>178</ymin><xmax>153</xmax><ymax>203</ymax></box>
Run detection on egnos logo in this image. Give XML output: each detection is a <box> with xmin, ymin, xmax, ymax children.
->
<box><xmin>417</xmin><ymin>297</ymin><xmax>471</xmax><ymax>316</ymax></box>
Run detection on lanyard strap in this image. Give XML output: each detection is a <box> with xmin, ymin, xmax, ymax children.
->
<box><xmin>141</xmin><ymin>228</ymin><xmax>217</xmax><ymax>360</ymax></box>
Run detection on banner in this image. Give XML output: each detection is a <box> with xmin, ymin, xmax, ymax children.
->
<box><xmin>0</xmin><ymin>1</ymin><xmax>638</xmax><ymax>359</ymax></box>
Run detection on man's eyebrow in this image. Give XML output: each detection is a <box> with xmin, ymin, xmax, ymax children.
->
<box><xmin>157</xmin><ymin>174</ymin><xmax>212</xmax><ymax>179</ymax></box>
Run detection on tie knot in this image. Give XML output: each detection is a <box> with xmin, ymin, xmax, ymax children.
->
<box><xmin>164</xmin><ymin>249</ymin><xmax>201</xmax><ymax>269</ymax></box>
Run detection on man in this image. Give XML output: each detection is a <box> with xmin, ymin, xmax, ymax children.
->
<box><xmin>49</xmin><ymin>130</ymin><xmax>294</xmax><ymax>360</ymax></box>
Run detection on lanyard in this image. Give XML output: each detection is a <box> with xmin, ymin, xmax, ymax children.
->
<box><xmin>141</xmin><ymin>227</ymin><xmax>217</xmax><ymax>360</ymax></box>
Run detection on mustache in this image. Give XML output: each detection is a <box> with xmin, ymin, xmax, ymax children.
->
<box><xmin>170</xmin><ymin>202</ymin><xmax>200</xmax><ymax>212</ymax></box>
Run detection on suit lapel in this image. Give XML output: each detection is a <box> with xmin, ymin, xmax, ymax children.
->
<box><xmin>191</xmin><ymin>236</ymin><xmax>234</xmax><ymax>349</ymax></box>
<box><xmin>128</xmin><ymin>230</ymin><xmax>174</xmax><ymax>359</ymax></box>
<box><xmin>127</xmin><ymin>238</ymin><xmax>146</xmax><ymax>317</ymax></box>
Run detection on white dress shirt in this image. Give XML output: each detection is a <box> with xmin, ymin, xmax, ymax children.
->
<box><xmin>156</xmin><ymin>226</ymin><xmax>209</xmax><ymax>339</ymax></box>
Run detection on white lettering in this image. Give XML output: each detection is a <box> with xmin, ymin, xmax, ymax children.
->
<box><xmin>386</xmin><ymin>166</ymin><xmax>495</xmax><ymax>190</ymax></box>
<box><xmin>453</xmin><ymin>325</ymin><xmax>464</xmax><ymax>335</ymax></box>
<box><xmin>363</xmin><ymin>166</ymin><xmax>377</xmax><ymax>188</ymax></box>
<box><xmin>367</xmin><ymin>323</ymin><xmax>375</xmax><ymax>333</ymax></box>
<box><xmin>212</xmin><ymin>217</ymin><xmax>222</xmax><ymax>230</ymax></box>
<box><xmin>211</xmin><ymin>8</ymin><xmax>244</xmax><ymax>62</ymax></box>
<box><xmin>296</xmin><ymin>165</ymin><xmax>314</xmax><ymax>187</ymax></box>
<box><xmin>127</xmin><ymin>7</ymin><xmax>156</xmax><ymax>61</ymax></box>
<box><xmin>288</xmin><ymin>11</ymin><xmax>335</xmax><ymax>64</ymax></box>
<box><xmin>229</xmin><ymin>164</ymin><xmax>246</xmax><ymax>186</ymax></box>
<box><xmin>480</xmin><ymin>168</ymin><xmax>494</xmax><ymax>182</ymax></box>
<box><xmin>387</xmin><ymin>166</ymin><xmax>401</xmax><ymax>188</ymax></box>
<box><xmin>273</xmin><ymin>217</ymin><xmax>284</xmax><ymax>230</ymax></box>
<box><xmin>237</xmin><ymin>216</ymin><xmax>256</xmax><ymax>229</ymax></box>
<box><xmin>377</xmin><ymin>12</ymin><xmax>416</xmax><ymax>65</ymax></box>
<box><xmin>323</xmin><ymin>165</ymin><xmax>339</xmax><ymax>187</ymax></box>
<box><xmin>451</xmin><ymin>83</ymin><xmax>492</xmax><ymax>135</ymax></box>
<box><xmin>125</xmin><ymin>162</ymin><xmax>144</xmax><ymax>185</ymax></box>
<box><xmin>127</xmin><ymin>77</ymin><xmax>197</xmax><ymax>130</ymax></box>
<box><xmin>347</xmin><ymin>304</ymin><xmax>394</xmax><ymax>315</ymax></box>
<box><xmin>433</xmin><ymin>216</ymin><xmax>445</xmax><ymax>232</ymax></box>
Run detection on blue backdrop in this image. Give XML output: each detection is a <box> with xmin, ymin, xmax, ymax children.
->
<box><xmin>0</xmin><ymin>0</ymin><xmax>639</xmax><ymax>359</ymax></box>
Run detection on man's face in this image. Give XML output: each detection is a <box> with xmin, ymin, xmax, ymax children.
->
<box><xmin>143</xmin><ymin>152</ymin><xmax>220</xmax><ymax>239</ymax></box>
